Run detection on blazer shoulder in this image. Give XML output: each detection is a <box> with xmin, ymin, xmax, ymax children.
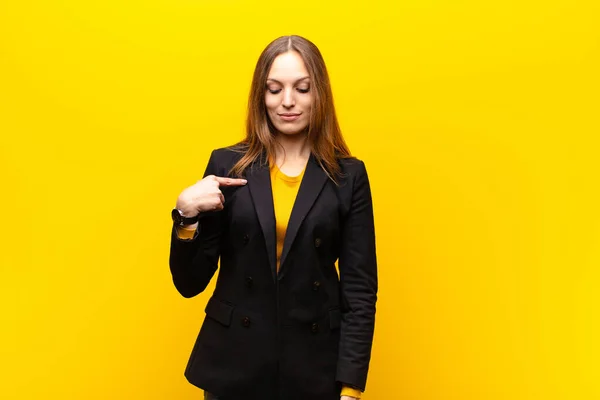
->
<box><xmin>201</xmin><ymin>143</ymin><xmax>247</xmax><ymax>178</ymax></box>
<box><xmin>338</xmin><ymin>156</ymin><xmax>368</xmax><ymax>178</ymax></box>
<box><xmin>339</xmin><ymin>156</ymin><xmax>365</xmax><ymax>168</ymax></box>
<box><xmin>208</xmin><ymin>143</ymin><xmax>247</xmax><ymax>167</ymax></box>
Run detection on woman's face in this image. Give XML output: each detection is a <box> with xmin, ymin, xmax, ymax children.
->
<box><xmin>265</xmin><ymin>51</ymin><xmax>313</xmax><ymax>136</ymax></box>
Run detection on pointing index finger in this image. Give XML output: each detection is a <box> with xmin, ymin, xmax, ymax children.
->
<box><xmin>214</xmin><ymin>176</ymin><xmax>248</xmax><ymax>186</ymax></box>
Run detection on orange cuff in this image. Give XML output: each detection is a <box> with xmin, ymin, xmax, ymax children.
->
<box><xmin>341</xmin><ymin>385</ymin><xmax>362</xmax><ymax>398</ymax></box>
<box><xmin>176</xmin><ymin>225</ymin><xmax>196</xmax><ymax>240</ymax></box>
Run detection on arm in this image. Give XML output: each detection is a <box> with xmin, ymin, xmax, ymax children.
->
<box><xmin>168</xmin><ymin>150</ymin><xmax>224</xmax><ymax>298</ymax></box>
<box><xmin>336</xmin><ymin>160</ymin><xmax>378</xmax><ymax>391</ymax></box>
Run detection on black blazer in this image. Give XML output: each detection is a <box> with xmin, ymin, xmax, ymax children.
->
<box><xmin>169</xmin><ymin>146</ymin><xmax>378</xmax><ymax>400</ymax></box>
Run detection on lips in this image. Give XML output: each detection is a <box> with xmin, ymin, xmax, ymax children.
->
<box><xmin>278</xmin><ymin>113</ymin><xmax>301</xmax><ymax>121</ymax></box>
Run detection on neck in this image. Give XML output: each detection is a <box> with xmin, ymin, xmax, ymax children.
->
<box><xmin>273</xmin><ymin>132</ymin><xmax>311</xmax><ymax>165</ymax></box>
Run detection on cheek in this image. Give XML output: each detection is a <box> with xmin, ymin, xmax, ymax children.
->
<box><xmin>301</xmin><ymin>95</ymin><xmax>314</xmax><ymax>110</ymax></box>
<box><xmin>265</xmin><ymin>96</ymin><xmax>278</xmax><ymax>112</ymax></box>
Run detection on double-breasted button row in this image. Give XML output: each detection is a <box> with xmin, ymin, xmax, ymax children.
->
<box><xmin>242</xmin><ymin>316</ymin><xmax>251</xmax><ymax>327</ymax></box>
<box><xmin>243</xmin><ymin>234</ymin><xmax>250</xmax><ymax>244</ymax></box>
<box><xmin>314</xmin><ymin>237</ymin><xmax>322</xmax><ymax>248</ymax></box>
<box><xmin>312</xmin><ymin>281</ymin><xmax>321</xmax><ymax>291</ymax></box>
<box><xmin>311</xmin><ymin>323</ymin><xmax>319</xmax><ymax>333</ymax></box>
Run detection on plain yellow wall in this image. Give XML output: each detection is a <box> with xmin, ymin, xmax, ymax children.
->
<box><xmin>1</xmin><ymin>0</ymin><xmax>599</xmax><ymax>399</ymax></box>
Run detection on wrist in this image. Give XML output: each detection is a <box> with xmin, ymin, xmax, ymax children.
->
<box><xmin>175</xmin><ymin>195</ymin><xmax>197</xmax><ymax>216</ymax></box>
<box><xmin>179</xmin><ymin>222</ymin><xmax>198</xmax><ymax>230</ymax></box>
<box><xmin>171</xmin><ymin>208</ymin><xmax>199</xmax><ymax>226</ymax></box>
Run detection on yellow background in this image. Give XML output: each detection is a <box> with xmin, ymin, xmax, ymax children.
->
<box><xmin>1</xmin><ymin>0</ymin><xmax>599</xmax><ymax>399</ymax></box>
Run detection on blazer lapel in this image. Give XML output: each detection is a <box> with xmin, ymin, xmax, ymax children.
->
<box><xmin>278</xmin><ymin>153</ymin><xmax>328</xmax><ymax>276</ymax></box>
<box><xmin>246</xmin><ymin>159</ymin><xmax>278</xmax><ymax>282</ymax></box>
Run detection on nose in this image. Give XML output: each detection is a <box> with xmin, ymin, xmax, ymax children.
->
<box><xmin>282</xmin><ymin>88</ymin><xmax>295</xmax><ymax>108</ymax></box>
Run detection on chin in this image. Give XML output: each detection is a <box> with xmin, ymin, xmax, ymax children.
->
<box><xmin>274</xmin><ymin>124</ymin><xmax>309</xmax><ymax>136</ymax></box>
<box><xmin>278</xmin><ymin>130</ymin><xmax>304</xmax><ymax>136</ymax></box>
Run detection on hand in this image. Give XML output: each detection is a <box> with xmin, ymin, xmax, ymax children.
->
<box><xmin>176</xmin><ymin>175</ymin><xmax>247</xmax><ymax>217</ymax></box>
<box><xmin>341</xmin><ymin>396</ymin><xmax>359</xmax><ymax>400</ymax></box>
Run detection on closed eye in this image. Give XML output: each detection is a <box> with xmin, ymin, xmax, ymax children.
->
<box><xmin>266</xmin><ymin>87</ymin><xmax>310</xmax><ymax>94</ymax></box>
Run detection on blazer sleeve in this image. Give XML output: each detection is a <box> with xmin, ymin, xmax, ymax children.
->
<box><xmin>336</xmin><ymin>160</ymin><xmax>378</xmax><ymax>391</ymax></box>
<box><xmin>168</xmin><ymin>150</ymin><xmax>224</xmax><ymax>298</ymax></box>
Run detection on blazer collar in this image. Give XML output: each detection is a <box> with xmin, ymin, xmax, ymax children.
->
<box><xmin>246</xmin><ymin>152</ymin><xmax>328</xmax><ymax>282</ymax></box>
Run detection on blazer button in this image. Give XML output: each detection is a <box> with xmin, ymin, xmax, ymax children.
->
<box><xmin>312</xmin><ymin>281</ymin><xmax>321</xmax><ymax>291</ymax></box>
<box><xmin>245</xmin><ymin>276</ymin><xmax>253</xmax><ymax>288</ymax></box>
<box><xmin>311</xmin><ymin>322</ymin><xmax>319</xmax><ymax>333</ymax></box>
<box><xmin>242</xmin><ymin>316</ymin><xmax>251</xmax><ymax>327</ymax></box>
<box><xmin>314</xmin><ymin>238</ymin><xmax>322</xmax><ymax>248</ymax></box>
<box><xmin>243</xmin><ymin>234</ymin><xmax>250</xmax><ymax>244</ymax></box>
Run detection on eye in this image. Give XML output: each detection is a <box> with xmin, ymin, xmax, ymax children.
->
<box><xmin>267</xmin><ymin>88</ymin><xmax>281</xmax><ymax>94</ymax></box>
<box><xmin>297</xmin><ymin>87</ymin><xmax>310</xmax><ymax>93</ymax></box>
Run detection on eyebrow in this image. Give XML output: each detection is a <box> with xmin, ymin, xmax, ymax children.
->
<box><xmin>266</xmin><ymin>76</ymin><xmax>310</xmax><ymax>84</ymax></box>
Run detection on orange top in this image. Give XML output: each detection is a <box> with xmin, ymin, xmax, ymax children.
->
<box><xmin>270</xmin><ymin>162</ymin><xmax>305</xmax><ymax>271</ymax></box>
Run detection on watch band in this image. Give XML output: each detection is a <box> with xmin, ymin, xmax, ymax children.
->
<box><xmin>171</xmin><ymin>208</ymin><xmax>199</xmax><ymax>226</ymax></box>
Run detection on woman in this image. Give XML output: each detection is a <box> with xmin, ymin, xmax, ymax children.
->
<box><xmin>169</xmin><ymin>35</ymin><xmax>377</xmax><ymax>400</ymax></box>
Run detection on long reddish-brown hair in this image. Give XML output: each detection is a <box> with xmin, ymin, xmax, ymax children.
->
<box><xmin>230</xmin><ymin>35</ymin><xmax>352</xmax><ymax>182</ymax></box>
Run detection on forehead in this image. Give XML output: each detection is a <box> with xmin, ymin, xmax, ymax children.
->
<box><xmin>267</xmin><ymin>51</ymin><xmax>309</xmax><ymax>81</ymax></box>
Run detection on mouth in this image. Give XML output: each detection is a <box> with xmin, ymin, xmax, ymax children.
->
<box><xmin>278</xmin><ymin>113</ymin><xmax>301</xmax><ymax>121</ymax></box>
